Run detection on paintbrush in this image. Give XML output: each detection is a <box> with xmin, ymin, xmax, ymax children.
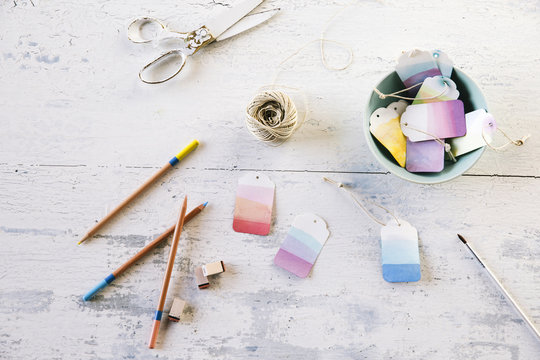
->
<box><xmin>458</xmin><ymin>234</ymin><xmax>540</xmax><ymax>341</ymax></box>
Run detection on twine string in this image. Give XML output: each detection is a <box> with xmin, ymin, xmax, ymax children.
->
<box><xmin>245</xmin><ymin>88</ymin><xmax>300</xmax><ymax>145</ymax></box>
<box><xmin>374</xmin><ymin>80</ymin><xmax>450</xmax><ymax>101</ymax></box>
<box><xmin>323</xmin><ymin>177</ymin><xmax>400</xmax><ymax>227</ymax></box>
<box><xmin>245</xmin><ymin>5</ymin><xmax>354</xmax><ymax>145</ymax></box>
<box><xmin>482</xmin><ymin>126</ymin><xmax>530</xmax><ymax>151</ymax></box>
<box><xmin>402</xmin><ymin>122</ymin><xmax>457</xmax><ymax>162</ymax></box>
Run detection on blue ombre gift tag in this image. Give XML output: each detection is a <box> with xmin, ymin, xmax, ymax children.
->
<box><xmin>380</xmin><ymin>219</ymin><xmax>421</xmax><ymax>282</ymax></box>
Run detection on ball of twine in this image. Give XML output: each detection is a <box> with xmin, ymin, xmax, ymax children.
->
<box><xmin>245</xmin><ymin>90</ymin><xmax>298</xmax><ymax>145</ymax></box>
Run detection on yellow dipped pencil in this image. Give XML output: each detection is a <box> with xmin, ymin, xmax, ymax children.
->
<box><xmin>78</xmin><ymin>140</ymin><xmax>199</xmax><ymax>245</ymax></box>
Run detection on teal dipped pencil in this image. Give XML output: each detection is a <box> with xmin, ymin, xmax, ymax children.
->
<box><xmin>83</xmin><ymin>202</ymin><xmax>207</xmax><ymax>301</ymax></box>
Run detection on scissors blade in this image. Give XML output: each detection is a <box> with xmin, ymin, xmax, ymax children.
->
<box><xmin>204</xmin><ymin>0</ymin><xmax>263</xmax><ymax>39</ymax></box>
<box><xmin>215</xmin><ymin>8</ymin><xmax>279</xmax><ymax>42</ymax></box>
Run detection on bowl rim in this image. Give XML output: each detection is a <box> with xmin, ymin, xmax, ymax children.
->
<box><xmin>363</xmin><ymin>68</ymin><xmax>487</xmax><ymax>185</ymax></box>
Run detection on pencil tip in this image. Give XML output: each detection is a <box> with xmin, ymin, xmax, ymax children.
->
<box><xmin>203</xmin><ymin>201</ymin><xmax>208</xmax><ymax>207</ymax></box>
<box><xmin>457</xmin><ymin>234</ymin><xmax>467</xmax><ymax>244</ymax></box>
<box><xmin>78</xmin><ymin>235</ymin><xmax>88</xmax><ymax>245</ymax></box>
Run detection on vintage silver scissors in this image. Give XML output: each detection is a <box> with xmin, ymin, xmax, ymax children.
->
<box><xmin>128</xmin><ymin>0</ymin><xmax>279</xmax><ymax>84</ymax></box>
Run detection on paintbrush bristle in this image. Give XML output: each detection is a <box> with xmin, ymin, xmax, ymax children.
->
<box><xmin>457</xmin><ymin>234</ymin><xmax>467</xmax><ymax>244</ymax></box>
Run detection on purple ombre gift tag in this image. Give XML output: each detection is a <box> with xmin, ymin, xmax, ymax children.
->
<box><xmin>396</xmin><ymin>50</ymin><xmax>442</xmax><ymax>96</ymax></box>
<box><xmin>401</xmin><ymin>100</ymin><xmax>466</xmax><ymax>142</ymax></box>
<box><xmin>406</xmin><ymin>139</ymin><xmax>445</xmax><ymax>172</ymax></box>
<box><xmin>274</xmin><ymin>214</ymin><xmax>329</xmax><ymax>278</ymax></box>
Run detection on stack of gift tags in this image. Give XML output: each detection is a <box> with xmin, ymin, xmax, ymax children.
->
<box><xmin>370</xmin><ymin>49</ymin><xmax>497</xmax><ymax>173</ymax></box>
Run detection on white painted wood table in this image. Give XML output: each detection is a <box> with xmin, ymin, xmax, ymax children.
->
<box><xmin>1</xmin><ymin>0</ymin><xmax>540</xmax><ymax>359</ymax></box>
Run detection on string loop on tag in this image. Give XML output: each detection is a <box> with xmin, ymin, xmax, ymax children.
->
<box><xmin>323</xmin><ymin>177</ymin><xmax>400</xmax><ymax>227</ymax></box>
<box><xmin>482</xmin><ymin>126</ymin><xmax>530</xmax><ymax>151</ymax></box>
<box><xmin>402</xmin><ymin>122</ymin><xmax>457</xmax><ymax>162</ymax></box>
<box><xmin>374</xmin><ymin>81</ymin><xmax>449</xmax><ymax>101</ymax></box>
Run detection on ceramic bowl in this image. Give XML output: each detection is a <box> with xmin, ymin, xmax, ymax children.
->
<box><xmin>364</xmin><ymin>69</ymin><xmax>488</xmax><ymax>184</ymax></box>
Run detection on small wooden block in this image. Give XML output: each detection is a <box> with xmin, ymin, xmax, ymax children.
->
<box><xmin>195</xmin><ymin>266</ymin><xmax>209</xmax><ymax>289</ymax></box>
<box><xmin>202</xmin><ymin>261</ymin><xmax>226</xmax><ymax>276</ymax></box>
<box><xmin>167</xmin><ymin>297</ymin><xmax>186</xmax><ymax>322</ymax></box>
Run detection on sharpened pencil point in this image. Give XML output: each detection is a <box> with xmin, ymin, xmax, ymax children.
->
<box><xmin>457</xmin><ymin>234</ymin><xmax>467</xmax><ymax>244</ymax></box>
<box><xmin>203</xmin><ymin>201</ymin><xmax>208</xmax><ymax>207</ymax></box>
<box><xmin>78</xmin><ymin>234</ymin><xmax>90</xmax><ymax>245</ymax></box>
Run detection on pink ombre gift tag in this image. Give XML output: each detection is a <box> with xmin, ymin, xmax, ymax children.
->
<box><xmin>449</xmin><ymin>109</ymin><xmax>497</xmax><ymax>157</ymax></box>
<box><xmin>405</xmin><ymin>139</ymin><xmax>445</xmax><ymax>172</ymax></box>
<box><xmin>396</xmin><ymin>50</ymin><xmax>442</xmax><ymax>95</ymax></box>
<box><xmin>401</xmin><ymin>100</ymin><xmax>466</xmax><ymax>142</ymax></box>
<box><xmin>233</xmin><ymin>173</ymin><xmax>275</xmax><ymax>235</ymax></box>
<box><xmin>274</xmin><ymin>214</ymin><xmax>329</xmax><ymax>278</ymax></box>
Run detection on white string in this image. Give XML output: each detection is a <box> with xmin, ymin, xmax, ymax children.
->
<box><xmin>374</xmin><ymin>81</ymin><xmax>450</xmax><ymax>101</ymax></box>
<box><xmin>245</xmin><ymin>88</ymin><xmax>299</xmax><ymax>145</ymax></box>
<box><xmin>482</xmin><ymin>127</ymin><xmax>530</xmax><ymax>151</ymax></box>
<box><xmin>245</xmin><ymin>4</ymin><xmax>354</xmax><ymax>145</ymax></box>
<box><xmin>323</xmin><ymin>177</ymin><xmax>400</xmax><ymax>227</ymax></box>
<box><xmin>401</xmin><ymin>122</ymin><xmax>457</xmax><ymax>162</ymax></box>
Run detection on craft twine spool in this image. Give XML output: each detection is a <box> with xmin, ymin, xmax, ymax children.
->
<box><xmin>244</xmin><ymin>3</ymin><xmax>355</xmax><ymax>145</ymax></box>
<box><xmin>245</xmin><ymin>90</ymin><xmax>298</xmax><ymax>145</ymax></box>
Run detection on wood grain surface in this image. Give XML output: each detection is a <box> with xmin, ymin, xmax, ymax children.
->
<box><xmin>1</xmin><ymin>0</ymin><xmax>539</xmax><ymax>359</ymax></box>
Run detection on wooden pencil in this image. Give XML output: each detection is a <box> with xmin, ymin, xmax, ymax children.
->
<box><xmin>82</xmin><ymin>202</ymin><xmax>207</xmax><ymax>301</ymax></box>
<box><xmin>148</xmin><ymin>196</ymin><xmax>188</xmax><ymax>349</ymax></box>
<box><xmin>78</xmin><ymin>140</ymin><xmax>199</xmax><ymax>245</ymax></box>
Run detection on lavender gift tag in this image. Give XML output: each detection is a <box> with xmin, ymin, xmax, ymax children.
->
<box><xmin>406</xmin><ymin>139</ymin><xmax>445</xmax><ymax>172</ymax></box>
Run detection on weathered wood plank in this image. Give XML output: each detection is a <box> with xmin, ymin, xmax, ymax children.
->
<box><xmin>1</xmin><ymin>0</ymin><xmax>540</xmax><ymax>359</ymax></box>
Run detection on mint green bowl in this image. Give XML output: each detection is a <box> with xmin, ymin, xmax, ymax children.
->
<box><xmin>364</xmin><ymin>69</ymin><xmax>488</xmax><ymax>184</ymax></box>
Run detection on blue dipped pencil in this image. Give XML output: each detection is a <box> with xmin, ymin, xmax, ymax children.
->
<box><xmin>83</xmin><ymin>202</ymin><xmax>207</xmax><ymax>301</ymax></box>
<box><xmin>78</xmin><ymin>139</ymin><xmax>199</xmax><ymax>244</ymax></box>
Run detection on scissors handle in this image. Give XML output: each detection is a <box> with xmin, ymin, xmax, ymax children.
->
<box><xmin>137</xmin><ymin>25</ymin><xmax>214</xmax><ymax>84</ymax></box>
<box><xmin>127</xmin><ymin>17</ymin><xmax>189</xmax><ymax>44</ymax></box>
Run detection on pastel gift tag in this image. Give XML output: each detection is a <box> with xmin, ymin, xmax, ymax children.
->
<box><xmin>396</xmin><ymin>49</ymin><xmax>442</xmax><ymax>95</ymax></box>
<box><xmin>387</xmin><ymin>100</ymin><xmax>409</xmax><ymax>116</ymax></box>
<box><xmin>274</xmin><ymin>214</ymin><xmax>329</xmax><ymax>278</ymax></box>
<box><xmin>412</xmin><ymin>76</ymin><xmax>459</xmax><ymax>104</ymax></box>
<box><xmin>449</xmin><ymin>109</ymin><xmax>497</xmax><ymax>157</ymax></box>
<box><xmin>370</xmin><ymin>107</ymin><xmax>407</xmax><ymax>167</ymax></box>
<box><xmin>401</xmin><ymin>100</ymin><xmax>466</xmax><ymax>142</ymax></box>
<box><xmin>381</xmin><ymin>219</ymin><xmax>421</xmax><ymax>283</ymax></box>
<box><xmin>432</xmin><ymin>49</ymin><xmax>453</xmax><ymax>78</ymax></box>
<box><xmin>405</xmin><ymin>139</ymin><xmax>445</xmax><ymax>173</ymax></box>
<box><xmin>233</xmin><ymin>173</ymin><xmax>275</xmax><ymax>235</ymax></box>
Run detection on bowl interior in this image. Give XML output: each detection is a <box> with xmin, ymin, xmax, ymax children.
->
<box><xmin>364</xmin><ymin>69</ymin><xmax>488</xmax><ymax>184</ymax></box>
